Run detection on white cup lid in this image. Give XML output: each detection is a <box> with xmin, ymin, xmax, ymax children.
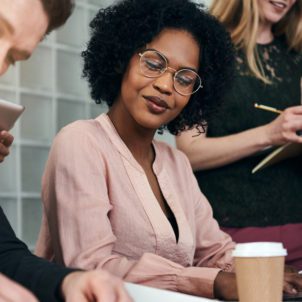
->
<box><xmin>232</xmin><ymin>242</ymin><xmax>287</xmax><ymax>257</ymax></box>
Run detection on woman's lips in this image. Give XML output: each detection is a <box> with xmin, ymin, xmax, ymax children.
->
<box><xmin>269</xmin><ymin>0</ymin><xmax>287</xmax><ymax>10</ymax></box>
<box><xmin>143</xmin><ymin>96</ymin><xmax>169</xmax><ymax>114</ymax></box>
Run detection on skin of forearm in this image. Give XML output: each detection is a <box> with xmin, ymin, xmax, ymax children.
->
<box><xmin>177</xmin><ymin>125</ymin><xmax>271</xmax><ymax>171</ymax></box>
<box><xmin>213</xmin><ymin>271</ymin><xmax>238</xmax><ymax>301</ymax></box>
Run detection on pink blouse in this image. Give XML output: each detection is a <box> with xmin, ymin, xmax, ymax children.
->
<box><xmin>36</xmin><ymin>114</ymin><xmax>235</xmax><ymax>298</ymax></box>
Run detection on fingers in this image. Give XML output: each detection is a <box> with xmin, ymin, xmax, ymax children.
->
<box><xmin>93</xmin><ymin>282</ymin><xmax>118</xmax><ymax>302</ymax></box>
<box><xmin>0</xmin><ymin>131</ymin><xmax>14</xmax><ymax>147</ymax></box>
<box><xmin>283</xmin><ymin>280</ymin><xmax>298</xmax><ymax>295</ymax></box>
<box><xmin>284</xmin><ymin>272</ymin><xmax>302</xmax><ymax>295</ymax></box>
<box><xmin>106</xmin><ymin>277</ymin><xmax>133</xmax><ymax>302</ymax></box>
<box><xmin>0</xmin><ymin>131</ymin><xmax>14</xmax><ymax>163</ymax></box>
<box><xmin>92</xmin><ymin>274</ymin><xmax>132</xmax><ymax>302</ymax></box>
<box><xmin>0</xmin><ymin>274</ymin><xmax>38</xmax><ymax>302</ymax></box>
<box><xmin>116</xmin><ymin>282</ymin><xmax>133</xmax><ymax>302</ymax></box>
<box><xmin>0</xmin><ymin>144</ymin><xmax>9</xmax><ymax>162</ymax></box>
<box><xmin>282</xmin><ymin>106</ymin><xmax>302</xmax><ymax>130</ymax></box>
<box><xmin>267</xmin><ymin>106</ymin><xmax>302</xmax><ymax>145</ymax></box>
<box><xmin>63</xmin><ymin>270</ymin><xmax>133</xmax><ymax>302</ymax></box>
<box><xmin>279</xmin><ymin>112</ymin><xmax>302</xmax><ymax>142</ymax></box>
<box><xmin>67</xmin><ymin>291</ymin><xmax>103</xmax><ymax>302</ymax></box>
<box><xmin>71</xmin><ymin>274</ymin><xmax>119</xmax><ymax>302</ymax></box>
<box><xmin>286</xmin><ymin>105</ymin><xmax>302</xmax><ymax>115</ymax></box>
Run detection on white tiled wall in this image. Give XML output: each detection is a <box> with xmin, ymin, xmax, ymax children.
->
<box><xmin>0</xmin><ymin>0</ymin><xmax>210</xmax><ymax>249</ymax></box>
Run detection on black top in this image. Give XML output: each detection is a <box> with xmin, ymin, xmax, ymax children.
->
<box><xmin>195</xmin><ymin>36</ymin><xmax>302</xmax><ymax>227</ymax></box>
<box><xmin>0</xmin><ymin>207</ymin><xmax>75</xmax><ymax>302</ymax></box>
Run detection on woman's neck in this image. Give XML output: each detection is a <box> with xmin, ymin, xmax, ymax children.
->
<box><xmin>257</xmin><ymin>21</ymin><xmax>274</xmax><ymax>44</ymax></box>
<box><xmin>107</xmin><ymin>103</ymin><xmax>156</xmax><ymax>165</ymax></box>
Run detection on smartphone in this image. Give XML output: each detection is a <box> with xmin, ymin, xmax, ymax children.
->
<box><xmin>0</xmin><ymin>99</ymin><xmax>25</xmax><ymax>131</ymax></box>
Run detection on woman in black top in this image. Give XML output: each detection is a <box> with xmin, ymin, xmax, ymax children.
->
<box><xmin>177</xmin><ymin>0</ymin><xmax>302</xmax><ymax>269</ymax></box>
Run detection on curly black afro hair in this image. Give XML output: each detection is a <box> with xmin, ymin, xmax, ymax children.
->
<box><xmin>82</xmin><ymin>0</ymin><xmax>234</xmax><ymax>135</ymax></box>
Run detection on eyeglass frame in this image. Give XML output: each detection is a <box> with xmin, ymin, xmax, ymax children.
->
<box><xmin>138</xmin><ymin>49</ymin><xmax>203</xmax><ymax>96</ymax></box>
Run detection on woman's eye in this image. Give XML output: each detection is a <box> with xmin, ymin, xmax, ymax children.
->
<box><xmin>176</xmin><ymin>75</ymin><xmax>194</xmax><ymax>86</ymax></box>
<box><xmin>145</xmin><ymin>59</ymin><xmax>164</xmax><ymax>71</ymax></box>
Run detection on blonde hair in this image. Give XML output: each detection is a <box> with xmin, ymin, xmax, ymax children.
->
<box><xmin>210</xmin><ymin>0</ymin><xmax>302</xmax><ymax>83</ymax></box>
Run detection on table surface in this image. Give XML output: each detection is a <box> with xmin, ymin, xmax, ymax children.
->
<box><xmin>125</xmin><ymin>283</ymin><xmax>302</xmax><ymax>302</ymax></box>
<box><xmin>125</xmin><ymin>283</ymin><xmax>220</xmax><ymax>302</ymax></box>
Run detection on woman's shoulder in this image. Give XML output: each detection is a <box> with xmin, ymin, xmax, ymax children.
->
<box><xmin>260</xmin><ymin>35</ymin><xmax>301</xmax><ymax>58</ymax></box>
<box><xmin>53</xmin><ymin>116</ymin><xmax>110</xmax><ymax>151</ymax></box>
<box><xmin>59</xmin><ymin>118</ymin><xmax>102</xmax><ymax>135</ymax></box>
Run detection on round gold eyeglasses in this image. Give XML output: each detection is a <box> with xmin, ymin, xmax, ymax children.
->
<box><xmin>138</xmin><ymin>49</ymin><xmax>202</xmax><ymax>96</ymax></box>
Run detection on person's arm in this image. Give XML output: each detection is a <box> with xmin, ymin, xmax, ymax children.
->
<box><xmin>0</xmin><ymin>206</ymin><xmax>74</xmax><ymax>301</ymax></box>
<box><xmin>0</xmin><ymin>269</ymin><xmax>132</xmax><ymax>302</ymax></box>
<box><xmin>0</xmin><ymin>130</ymin><xmax>14</xmax><ymax>162</ymax></box>
<box><xmin>35</xmin><ymin>125</ymin><xmax>236</xmax><ymax>299</ymax></box>
<box><xmin>0</xmin><ymin>207</ymin><xmax>132</xmax><ymax>302</ymax></box>
<box><xmin>176</xmin><ymin>105</ymin><xmax>302</xmax><ymax>171</ymax></box>
<box><xmin>61</xmin><ymin>270</ymin><xmax>132</xmax><ymax>302</ymax></box>
<box><xmin>185</xmin><ymin>156</ymin><xmax>238</xmax><ymax>300</ymax></box>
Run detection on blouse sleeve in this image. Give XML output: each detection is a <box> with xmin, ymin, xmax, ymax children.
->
<box><xmin>37</xmin><ymin>123</ymin><xmax>232</xmax><ymax>299</ymax></box>
<box><xmin>168</xmin><ymin>153</ymin><xmax>235</xmax><ymax>296</ymax></box>
<box><xmin>185</xmin><ymin>157</ymin><xmax>235</xmax><ymax>271</ymax></box>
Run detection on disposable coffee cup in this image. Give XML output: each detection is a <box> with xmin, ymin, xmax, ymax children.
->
<box><xmin>232</xmin><ymin>242</ymin><xmax>287</xmax><ymax>302</ymax></box>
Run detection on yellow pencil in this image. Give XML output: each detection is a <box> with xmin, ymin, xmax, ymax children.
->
<box><xmin>254</xmin><ymin>103</ymin><xmax>282</xmax><ymax>114</ymax></box>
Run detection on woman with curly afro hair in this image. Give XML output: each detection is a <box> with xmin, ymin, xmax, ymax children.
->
<box><xmin>36</xmin><ymin>0</ymin><xmax>241</xmax><ymax>300</ymax></box>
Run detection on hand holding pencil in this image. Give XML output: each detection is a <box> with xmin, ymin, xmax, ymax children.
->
<box><xmin>255</xmin><ymin>102</ymin><xmax>302</xmax><ymax>146</ymax></box>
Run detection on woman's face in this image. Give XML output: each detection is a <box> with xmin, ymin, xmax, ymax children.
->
<box><xmin>116</xmin><ymin>28</ymin><xmax>200</xmax><ymax>131</ymax></box>
<box><xmin>257</xmin><ymin>0</ymin><xmax>297</xmax><ymax>25</ymax></box>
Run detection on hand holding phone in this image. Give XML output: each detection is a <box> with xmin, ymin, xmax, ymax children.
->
<box><xmin>0</xmin><ymin>130</ymin><xmax>14</xmax><ymax>162</ymax></box>
<box><xmin>0</xmin><ymin>99</ymin><xmax>24</xmax><ymax>162</ymax></box>
<box><xmin>0</xmin><ymin>99</ymin><xmax>25</xmax><ymax>131</ymax></box>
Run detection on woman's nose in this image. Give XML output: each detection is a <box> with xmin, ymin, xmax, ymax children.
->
<box><xmin>152</xmin><ymin>71</ymin><xmax>174</xmax><ymax>95</ymax></box>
